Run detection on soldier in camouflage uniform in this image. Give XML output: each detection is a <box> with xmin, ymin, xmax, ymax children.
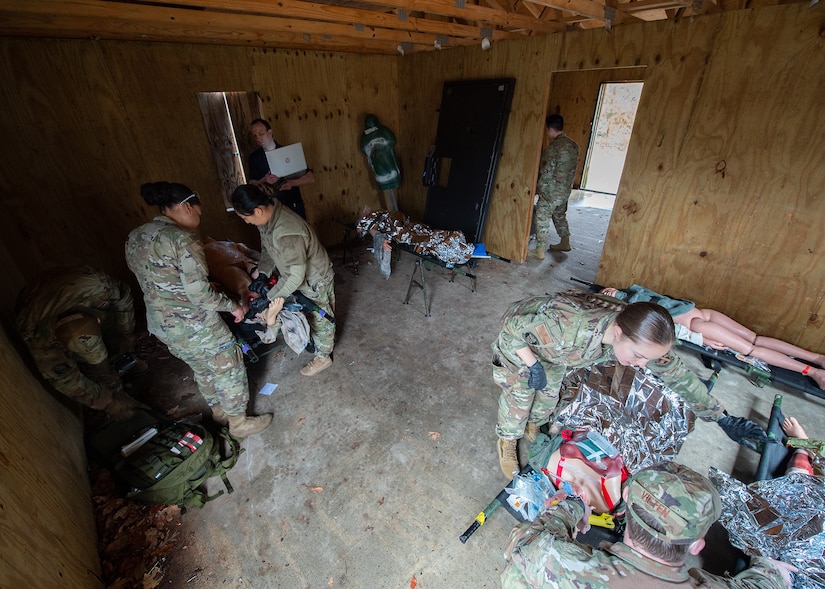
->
<box><xmin>492</xmin><ymin>291</ymin><xmax>767</xmax><ymax>477</ymax></box>
<box><xmin>232</xmin><ymin>184</ymin><xmax>335</xmax><ymax>377</ymax></box>
<box><xmin>15</xmin><ymin>265</ymin><xmax>140</xmax><ymax>417</ymax></box>
<box><xmin>126</xmin><ymin>182</ymin><xmax>272</xmax><ymax>438</ymax></box>
<box><xmin>530</xmin><ymin>114</ymin><xmax>579</xmax><ymax>259</ymax></box>
<box><xmin>501</xmin><ymin>461</ymin><xmax>792</xmax><ymax>589</ymax></box>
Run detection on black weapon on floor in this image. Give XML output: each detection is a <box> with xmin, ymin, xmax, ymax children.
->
<box><xmin>460</xmin><ymin>464</ymin><xmax>536</xmax><ymax>544</ymax></box>
<box><xmin>460</xmin><ymin>465</ymin><xmax>623</xmax><ymax>546</ymax></box>
<box><xmin>569</xmin><ymin>276</ymin><xmax>605</xmax><ymax>292</ymax></box>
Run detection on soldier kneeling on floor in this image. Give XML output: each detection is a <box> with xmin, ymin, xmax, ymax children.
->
<box><xmin>501</xmin><ymin>461</ymin><xmax>795</xmax><ymax>589</ymax></box>
<box><xmin>15</xmin><ymin>265</ymin><xmax>145</xmax><ymax>419</ymax></box>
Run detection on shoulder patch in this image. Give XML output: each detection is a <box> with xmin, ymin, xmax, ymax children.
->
<box><xmin>534</xmin><ymin>324</ymin><xmax>553</xmax><ymax>346</ymax></box>
<box><xmin>655</xmin><ymin>353</ymin><xmax>673</xmax><ymax>366</ymax></box>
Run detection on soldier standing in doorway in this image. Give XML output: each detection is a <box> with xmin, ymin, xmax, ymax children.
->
<box><xmin>529</xmin><ymin>114</ymin><xmax>579</xmax><ymax>259</ymax></box>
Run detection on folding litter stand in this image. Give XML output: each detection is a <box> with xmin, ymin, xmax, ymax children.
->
<box><xmin>396</xmin><ymin>243</ymin><xmax>509</xmax><ymax>317</ymax></box>
<box><xmin>337</xmin><ymin>220</ymin><xmax>359</xmax><ymax>276</ymax></box>
<box><xmin>675</xmin><ymin>339</ymin><xmax>825</xmax><ymax>401</ymax></box>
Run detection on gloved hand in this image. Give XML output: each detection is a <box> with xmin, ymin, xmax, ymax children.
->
<box><xmin>245</xmin><ymin>296</ymin><xmax>270</xmax><ymax>321</ymax></box>
<box><xmin>249</xmin><ymin>273</ymin><xmax>270</xmax><ymax>295</ymax></box>
<box><xmin>527</xmin><ymin>361</ymin><xmax>547</xmax><ymax>390</ymax></box>
<box><xmin>717</xmin><ymin>413</ymin><xmax>768</xmax><ymax>451</ymax></box>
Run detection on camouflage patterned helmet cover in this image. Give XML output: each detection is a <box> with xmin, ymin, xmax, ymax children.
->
<box><xmin>626</xmin><ymin>462</ymin><xmax>721</xmax><ymax>545</ymax></box>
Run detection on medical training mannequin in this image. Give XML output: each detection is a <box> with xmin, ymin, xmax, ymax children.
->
<box><xmin>601</xmin><ymin>285</ymin><xmax>825</xmax><ymax>389</ymax></box>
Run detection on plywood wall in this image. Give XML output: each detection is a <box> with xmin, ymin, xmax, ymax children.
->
<box><xmin>0</xmin><ymin>40</ymin><xmax>399</xmax><ymax>325</ymax></box>
<box><xmin>248</xmin><ymin>49</ymin><xmax>400</xmax><ymax>239</ymax></box>
<box><xmin>398</xmin><ymin>36</ymin><xmax>560</xmax><ymax>262</ymax></box>
<box><xmin>398</xmin><ymin>2</ymin><xmax>825</xmax><ymax>349</ymax></box>
<box><xmin>0</xmin><ymin>324</ymin><xmax>103</xmax><ymax>589</ymax></box>
<box><xmin>597</xmin><ymin>6</ymin><xmax>825</xmax><ymax>347</ymax></box>
<box><xmin>0</xmin><ymin>6</ymin><xmax>821</xmax><ymax>336</ymax></box>
<box><xmin>1</xmin><ymin>3</ymin><xmax>824</xmax><ymax>580</ymax></box>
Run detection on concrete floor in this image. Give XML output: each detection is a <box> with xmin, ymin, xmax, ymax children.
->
<box><xmin>133</xmin><ymin>198</ymin><xmax>825</xmax><ymax>588</ymax></box>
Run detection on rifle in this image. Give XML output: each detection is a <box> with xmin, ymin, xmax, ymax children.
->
<box><xmin>293</xmin><ymin>291</ymin><xmax>335</xmax><ymax>323</ymax></box>
<box><xmin>460</xmin><ymin>465</ymin><xmax>532</xmax><ymax>544</ymax></box>
<box><xmin>459</xmin><ymin>465</ymin><xmax>622</xmax><ymax>545</ymax></box>
<box><xmin>569</xmin><ymin>277</ymin><xmax>605</xmax><ymax>292</ymax></box>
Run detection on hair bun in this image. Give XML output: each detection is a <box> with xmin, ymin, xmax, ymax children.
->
<box><xmin>140</xmin><ymin>182</ymin><xmax>165</xmax><ymax>206</ymax></box>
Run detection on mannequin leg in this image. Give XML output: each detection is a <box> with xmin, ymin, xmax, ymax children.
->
<box><xmin>753</xmin><ymin>335</ymin><xmax>825</xmax><ymax>366</ymax></box>
<box><xmin>702</xmin><ymin>309</ymin><xmax>758</xmax><ymax>342</ymax></box>
<box><xmin>701</xmin><ymin>308</ymin><xmax>825</xmax><ymax>366</ymax></box>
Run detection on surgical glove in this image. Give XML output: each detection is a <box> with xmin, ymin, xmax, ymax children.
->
<box><xmin>527</xmin><ymin>361</ymin><xmax>547</xmax><ymax>390</ymax></box>
<box><xmin>249</xmin><ymin>273</ymin><xmax>270</xmax><ymax>295</ymax></box>
<box><xmin>245</xmin><ymin>296</ymin><xmax>270</xmax><ymax>321</ymax></box>
<box><xmin>717</xmin><ymin>413</ymin><xmax>768</xmax><ymax>451</ymax></box>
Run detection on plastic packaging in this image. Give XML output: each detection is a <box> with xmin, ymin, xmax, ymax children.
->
<box><xmin>505</xmin><ymin>470</ymin><xmax>556</xmax><ymax>521</ymax></box>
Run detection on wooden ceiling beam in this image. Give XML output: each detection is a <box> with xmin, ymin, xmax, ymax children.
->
<box><xmin>0</xmin><ymin>0</ymin><xmax>475</xmax><ymax>50</ymax></box>
<box><xmin>618</xmin><ymin>0</ymin><xmax>691</xmax><ymax>11</ymax></box>
<box><xmin>525</xmin><ymin>0</ymin><xmax>641</xmax><ymax>23</ymax></box>
<box><xmin>346</xmin><ymin>0</ymin><xmax>565</xmax><ymax>32</ymax></box>
<box><xmin>134</xmin><ymin>0</ymin><xmax>527</xmax><ymax>41</ymax></box>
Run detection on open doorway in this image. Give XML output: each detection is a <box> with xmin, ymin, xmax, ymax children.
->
<box><xmin>535</xmin><ymin>68</ymin><xmax>646</xmax><ymax>262</ymax></box>
<box><xmin>196</xmin><ymin>91</ymin><xmax>262</xmax><ymax>210</ymax></box>
<box><xmin>580</xmin><ymin>82</ymin><xmax>644</xmax><ymax>196</ymax></box>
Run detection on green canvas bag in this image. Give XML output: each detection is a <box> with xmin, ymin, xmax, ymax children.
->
<box><xmin>88</xmin><ymin>409</ymin><xmax>243</xmax><ymax>509</ymax></box>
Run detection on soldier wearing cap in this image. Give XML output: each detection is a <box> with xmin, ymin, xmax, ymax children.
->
<box><xmin>501</xmin><ymin>461</ymin><xmax>793</xmax><ymax>589</ymax></box>
<box><xmin>15</xmin><ymin>265</ymin><xmax>140</xmax><ymax>417</ymax></box>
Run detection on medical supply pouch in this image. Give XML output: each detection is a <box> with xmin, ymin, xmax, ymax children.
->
<box><xmin>529</xmin><ymin>429</ymin><xmax>629</xmax><ymax>514</ymax></box>
<box><xmin>87</xmin><ymin>409</ymin><xmax>243</xmax><ymax>509</ymax></box>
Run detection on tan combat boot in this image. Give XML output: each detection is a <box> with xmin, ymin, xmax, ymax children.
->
<box><xmin>300</xmin><ymin>355</ymin><xmax>332</xmax><ymax>377</ymax></box>
<box><xmin>497</xmin><ymin>438</ymin><xmax>519</xmax><ymax>478</ymax></box>
<box><xmin>527</xmin><ymin>248</ymin><xmax>545</xmax><ymax>261</ymax></box>
<box><xmin>228</xmin><ymin>413</ymin><xmax>273</xmax><ymax>438</ymax></box>
<box><xmin>524</xmin><ymin>422</ymin><xmax>541</xmax><ymax>443</ymax></box>
<box><xmin>211</xmin><ymin>405</ymin><xmax>229</xmax><ymax>426</ymax></box>
<box><xmin>549</xmin><ymin>236</ymin><xmax>571</xmax><ymax>252</ymax></box>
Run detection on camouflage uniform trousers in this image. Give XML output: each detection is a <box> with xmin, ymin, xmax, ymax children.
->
<box><xmin>493</xmin><ymin>355</ymin><xmax>566</xmax><ymax>440</ymax></box>
<box><xmin>534</xmin><ymin>191</ymin><xmax>571</xmax><ymax>247</ymax></box>
<box><xmin>303</xmin><ymin>279</ymin><xmax>336</xmax><ymax>358</ymax></box>
<box><xmin>159</xmin><ymin>314</ymin><xmax>249</xmax><ymax>415</ymax></box>
<box><xmin>33</xmin><ymin>345</ymin><xmax>119</xmax><ymax>409</ymax></box>
<box><xmin>30</xmin><ymin>313</ymin><xmax>130</xmax><ymax>409</ymax></box>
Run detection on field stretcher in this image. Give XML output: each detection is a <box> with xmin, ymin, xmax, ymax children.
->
<box><xmin>569</xmin><ymin>277</ymin><xmax>825</xmax><ymax>401</ymax></box>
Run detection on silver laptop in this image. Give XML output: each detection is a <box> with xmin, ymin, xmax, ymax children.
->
<box><xmin>265</xmin><ymin>143</ymin><xmax>308</xmax><ymax>179</ymax></box>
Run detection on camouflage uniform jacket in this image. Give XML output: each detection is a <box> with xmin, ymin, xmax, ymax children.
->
<box><xmin>257</xmin><ymin>200</ymin><xmax>333</xmax><ymax>302</ymax></box>
<box><xmin>501</xmin><ymin>499</ymin><xmax>788</xmax><ymax>589</ymax></box>
<box><xmin>125</xmin><ymin>216</ymin><xmax>236</xmax><ymax>339</ymax></box>
<box><xmin>492</xmin><ymin>293</ymin><xmax>724</xmax><ymax>420</ymax></box>
<box><xmin>15</xmin><ymin>265</ymin><xmax>134</xmax><ymax>402</ymax></box>
<box><xmin>536</xmin><ymin>132</ymin><xmax>578</xmax><ymax>199</ymax></box>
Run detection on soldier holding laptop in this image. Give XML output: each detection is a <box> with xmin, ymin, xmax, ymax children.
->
<box><xmin>248</xmin><ymin>118</ymin><xmax>315</xmax><ymax>220</ymax></box>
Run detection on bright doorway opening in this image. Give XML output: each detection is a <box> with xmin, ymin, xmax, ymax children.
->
<box><xmin>196</xmin><ymin>91</ymin><xmax>262</xmax><ymax>210</ymax></box>
<box><xmin>581</xmin><ymin>82</ymin><xmax>643</xmax><ymax>195</ymax></box>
